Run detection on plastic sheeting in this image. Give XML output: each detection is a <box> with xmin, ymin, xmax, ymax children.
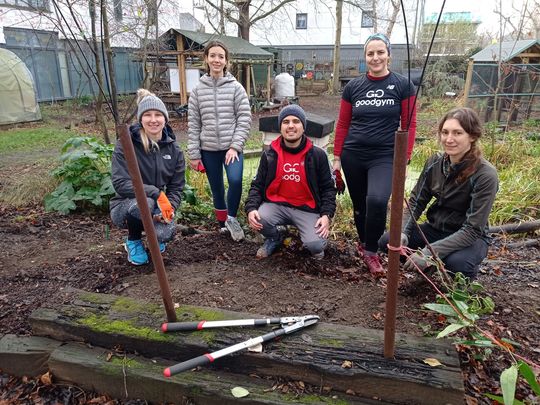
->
<box><xmin>0</xmin><ymin>48</ymin><xmax>41</xmax><ymax>125</ymax></box>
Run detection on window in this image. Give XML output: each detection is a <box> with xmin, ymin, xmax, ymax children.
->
<box><xmin>0</xmin><ymin>0</ymin><xmax>49</xmax><ymax>12</ymax></box>
<box><xmin>361</xmin><ymin>10</ymin><xmax>374</xmax><ymax>28</ymax></box>
<box><xmin>113</xmin><ymin>0</ymin><xmax>123</xmax><ymax>22</ymax></box>
<box><xmin>296</xmin><ymin>13</ymin><xmax>307</xmax><ymax>30</ymax></box>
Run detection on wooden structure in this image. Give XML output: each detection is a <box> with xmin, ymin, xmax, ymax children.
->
<box><xmin>464</xmin><ymin>39</ymin><xmax>540</xmax><ymax>124</ymax></box>
<box><xmin>0</xmin><ymin>289</ymin><xmax>465</xmax><ymax>404</ymax></box>
<box><xmin>157</xmin><ymin>29</ymin><xmax>274</xmax><ymax>105</ymax></box>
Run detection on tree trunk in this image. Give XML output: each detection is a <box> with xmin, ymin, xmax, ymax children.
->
<box><xmin>101</xmin><ymin>0</ymin><xmax>120</xmax><ymax>126</ymax></box>
<box><xmin>385</xmin><ymin>0</ymin><xmax>400</xmax><ymax>38</ymax></box>
<box><xmin>90</xmin><ymin>0</ymin><xmax>110</xmax><ymax>143</ymax></box>
<box><xmin>330</xmin><ymin>0</ymin><xmax>343</xmax><ymax>95</ymax></box>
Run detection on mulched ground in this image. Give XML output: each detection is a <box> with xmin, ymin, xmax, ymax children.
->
<box><xmin>1</xmin><ymin>95</ymin><xmax>539</xmax><ymax>403</ymax></box>
<box><xmin>0</xmin><ymin>205</ymin><xmax>539</xmax><ymax>404</ymax></box>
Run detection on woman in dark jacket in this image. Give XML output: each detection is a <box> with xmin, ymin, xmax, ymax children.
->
<box><xmin>110</xmin><ymin>89</ymin><xmax>185</xmax><ymax>265</ymax></box>
<box><xmin>379</xmin><ymin>107</ymin><xmax>498</xmax><ymax>280</ymax></box>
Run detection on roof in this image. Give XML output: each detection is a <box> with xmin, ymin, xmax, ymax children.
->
<box><xmin>470</xmin><ymin>39</ymin><xmax>540</xmax><ymax>62</ymax></box>
<box><xmin>162</xmin><ymin>29</ymin><xmax>273</xmax><ymax>63</ymax></box>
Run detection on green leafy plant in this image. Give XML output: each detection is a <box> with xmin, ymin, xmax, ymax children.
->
<box><xmin>424</xmin><ymin>273</ymin><xmax>539</xmax><ymax>404</ymax></box>
<box><xmin>44</xmin><ymin>137</ymin><xmax>114</xmax><ymax>214</ymax></box>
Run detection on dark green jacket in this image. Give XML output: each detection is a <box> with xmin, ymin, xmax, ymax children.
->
<box><xmin>403</xmin><ymin>153</ymin><xmax>498</xmax><ymax>258</ymax></box>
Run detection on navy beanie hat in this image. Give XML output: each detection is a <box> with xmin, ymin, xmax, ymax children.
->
<box><xmin>278</xmin><ymin>104</ymin><xmax>307</xmax><ymax>130</ymax></box>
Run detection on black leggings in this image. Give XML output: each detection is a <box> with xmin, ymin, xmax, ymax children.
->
<box><xmin>341</xmin><ymin>150</ymin><xmax>393</xmax><ymax>252</ymax></box>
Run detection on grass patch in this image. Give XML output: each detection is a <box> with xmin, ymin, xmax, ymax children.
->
<box><xmin>0</xmin><ymin>127</ymin><xmax>77</xmax><ymax>154</ymax></box>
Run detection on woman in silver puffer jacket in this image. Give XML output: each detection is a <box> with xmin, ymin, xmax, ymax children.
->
<box><xmin>187</xmin><ymin>40</ymin><xmax>252</xmax><ymax>241</ymax></box>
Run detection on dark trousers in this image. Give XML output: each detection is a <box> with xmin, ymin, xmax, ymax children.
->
<box><xmin>341</xmin><ymin>150</ymin><xmax>393</xmax><ymax>252</ymax></box>
<box><xmin>378</xmin><ymin>223</ymin><xmax>489</xmax><ymax>279</ymax></box>
<box><xmin>201</xmin><ymin>150</ymin><xmax>243</xmax><ymax>218</ymax></box>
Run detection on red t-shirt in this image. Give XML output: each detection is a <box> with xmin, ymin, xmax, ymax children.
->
<box><xmin>266</xmin><ymin>137</ymin><xmax>316</xmax><ymax>209</ymax></box>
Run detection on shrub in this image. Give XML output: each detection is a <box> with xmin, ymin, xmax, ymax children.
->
<box><xmin>44</xmin><ymin>137</ymin><xmax>114</xmax><ymax>214</ymax></box>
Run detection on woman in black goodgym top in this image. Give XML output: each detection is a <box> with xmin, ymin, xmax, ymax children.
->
<box><xmin>333</xmin><ymin>33</ymin><xmax>417</xmax><ymax>276</ymax></box>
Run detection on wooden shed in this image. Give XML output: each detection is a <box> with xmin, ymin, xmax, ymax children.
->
<box><xmin>463</xmin><ymin>39</ymin><xmax>540</xmax><ymax>124</ymax></box>
<box><xmin>157</xmin><ymin>29</ymin><xmax>274</xmax><ymax>105</ymax></box>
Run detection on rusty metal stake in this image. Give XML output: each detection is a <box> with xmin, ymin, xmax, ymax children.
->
<box><xmin>384</xmin><ymin>129</ymin><xmax>409</xmax><ymax>358</ymax></box>
<box><xmin>118</xmin><ymin>124</ymin><xmax>177</xmax><ymax>322</ymax></box>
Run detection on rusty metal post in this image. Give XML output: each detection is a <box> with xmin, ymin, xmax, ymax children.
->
<box><xmin>118</xmin><ymin>125</ymin><xmax>177</xmax><ymax>322</ymax></box>
<box><xmin>384</xmin><ymin>129</ymin><xmax>409</xmax><ymax>358</ymax></box>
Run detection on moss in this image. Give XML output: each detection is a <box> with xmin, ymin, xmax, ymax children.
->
<box><xmin>77</xmin><ymin>314</ymin><xmax>171</xmax><ymax>342</ymax></box>
<box><xmin>176</xmin><ymin>305</ymin><xmax>228</xmax><ymax>322</ymax></box>
<box><xmin>285</xmin><ymin>394</ymin><xmax>350</xmax><ymax>404</ymax></box>
<box><xmin>79</xmin><ymin>292</ymin><xmax>111</xmax><ymax>305</ymax></box>
<box><xmin>100</xmin><ymin>355</ymin><xmax>165</xmax><ymax>376</ymax></box>
<box><xmin>318</xmin><ymin>338</ymin><xmax>345</xmax><ymax>348</ymax></box>
<box><xmin>172</xmin><ymin>306</ymin><xmax>232</xmax><ymax>345</ymax></box>
<box><xmin>112</xmin><ymin>296</ymin><xmax>162</xmax><ymax>315</ymax></box>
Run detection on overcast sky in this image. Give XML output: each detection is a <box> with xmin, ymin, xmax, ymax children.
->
<box><xmin>423</xmin><ymin>0</ymin><xmax>527</xmax><ymax>35</ymax></box>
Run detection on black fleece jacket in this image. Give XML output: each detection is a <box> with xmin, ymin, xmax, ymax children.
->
<box><xmin>403</xmin><ymin>152</ymin><xmax>498</xmax><ymax>258</ymax></box>
<box><xmin>110</xmin><ymin>123</ymin><xmax>185</xmax><ymax>211</ymax></box>
<box><xmin>245</xmin><ymin>136</ymin><xmax>337</xmax><ymax>218</ymax></box>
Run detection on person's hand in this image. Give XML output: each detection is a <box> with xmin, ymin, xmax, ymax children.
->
<box><xmin>157</xmin><ymin>192</ymin><xmax>174</xmax><ymax>223</ymax></box>
<box><xmin>315</xmin><ymin>215</ymin><xmax>330</xmax><ymax>239</ymax></box>
<box><xmin>404</xmin><ymin>248</ymin><xmax>433</xmax><ymax>272</ymax></box>
<box><xmin>400</xmin><ymin>233</ymin><xmax>409</xmax><ymax>247</ymax></box>
<box><xmin>247</xmin><ymin>210</ymin><xmax>263</xmax><ymax>231</ymax></box>
<box><xmin>190</xmin><ymin>159</ymin><xmax>202</xmax><ymax>171</ymax></box>
<box><xmin>332</xmin><ymin>158</ymin><xmax>341</xmax><ymax>171</ymax></box>
<box><xmin>334</xmin><ymin>170</ymin><xmax>345</xmax><ymax>195</ymax></box>
<box><xmin>225</xmin><ymin>148</ymin><xmax>239</xmax><ymax>165</ymax></box>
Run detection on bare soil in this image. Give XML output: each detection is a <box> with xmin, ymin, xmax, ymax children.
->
<box><xmin>0</xmin><ymin>95</ymin><xmax>539</xmax><ymax>404</ymax></box>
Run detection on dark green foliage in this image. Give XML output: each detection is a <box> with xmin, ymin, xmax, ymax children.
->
<box><xmin>44</xmin><ymin>136</ymin><xmax>201</xmax><ymax>215</ymax></box>
<box><xmin>44</xmin><ymin>137</ymin><xmax>114</xmax><ymax>214</ymax></box>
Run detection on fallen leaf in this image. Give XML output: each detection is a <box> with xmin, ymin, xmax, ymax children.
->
<box><xmin>248</xmin><ymin>343</ymin><xmax>263</xmax><ymax>353</ymax></box>
<box><xmin>346</xmin><ymin>389</ymin><xmax>356</xmax><ymax>395</ymax></box>
<box><xmin>40</xmin><ymin>372</ymin><xmax>52</xmax><ymax>385</ymax></box>
<box><xmin>423</xmin><ymin>358</ymin><xmax>443</xmax><ymax>367</ymax></box>
<box><xmin>371</xmin><ymin>312</ymin><xmax>382</xmax><ymax>320</ymax></box>
<box><xmin>341</xmin><ymin>360</ymin><xmax>353</xmax><ymax>368</ymax></box>
<box><xmin>231</xmin><ymin>387</ymin><xmax>250</xmax><ymax>398</ymax></box>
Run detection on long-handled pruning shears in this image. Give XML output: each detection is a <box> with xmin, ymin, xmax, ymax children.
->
<box><xmin>162</xmin><ymin>315</ymin><xmax>319</xmax><ymax>377</ymax></box>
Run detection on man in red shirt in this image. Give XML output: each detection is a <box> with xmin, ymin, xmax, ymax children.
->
<box><xmin>245</xmin><ymin>105</ymin><xmax>337</xmax><ymax>259</ymax></box>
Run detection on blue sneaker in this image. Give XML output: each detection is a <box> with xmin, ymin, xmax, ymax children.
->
<box><xmin>159</xmin><ymin>242</ymin><xmax>166</xmax><ymax>253</ymax></box>
<box><xmin>124</xmin><ymin>239</ymin><xmax>149</xmax><ymax>265</ymax></box>
<box><xmin>256</xmin><ymin>236</ymin><xmax>283</xmax><ymax>258</ymax></box>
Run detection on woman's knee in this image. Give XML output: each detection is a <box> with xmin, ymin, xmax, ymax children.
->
<box><xmin>378</xmin><ymin>232</ymin><xmax>390</xmax><ymax>252</ymax></box>
<box><xmin>444</xmin><ymin>256</ymin><xmax>479</xmax><ymax>280</ymax></box>
<box><xmin>156</xmin><ymin>223</ymin><xmax>176</xmax><ymax>243</ymax></box>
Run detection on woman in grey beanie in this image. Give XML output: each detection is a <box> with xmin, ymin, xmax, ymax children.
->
<box><xmin>187</xmin><ymin>40</ymin><xmax>252</xmax><ymax>241</ymax></box>
<box><xmin>110</xmin><ymin>88</ymin><xmax>186</xmax><ymax>265</ymax></box>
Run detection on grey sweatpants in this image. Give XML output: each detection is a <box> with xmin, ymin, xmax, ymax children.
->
<box><xmin>258</xmin><ymin>202</ymin><xmax>327</xmax><ymax>255</ymax></box>
<box><xmin>110</xmin><ymin>197</ymin><xmax>175</xmax><ymax>243</ymax></box>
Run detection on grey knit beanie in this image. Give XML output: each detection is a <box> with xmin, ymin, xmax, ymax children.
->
<box><xmin>137</xmin><ymin>94</ymin><xmax>169</xmax><ymax>122</ymax></box>
<box><xmin>278</xmin><ymin>104</ymin><xmax>307</xmax><ymax>130</ymax></box>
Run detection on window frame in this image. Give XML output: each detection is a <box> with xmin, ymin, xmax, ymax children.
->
<box><xmin>361</xmin><ymin>10</ymin><xmax>374</xmax><ymax>28</ymax></box>
<box><xmin>296</xmin><ymin>13</ymin><xmax>308</xmax><ymax>30</ymax></box>
<box><xmin>0</xmin><ymin>0</ymin><xmax>50</xmax><ymax>12</ymax></box>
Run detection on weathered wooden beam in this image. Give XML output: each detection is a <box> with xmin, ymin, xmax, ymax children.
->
<box><xmin>0</xmin><ymin>334</ymin><xmax>61</xmax><ymax>377</ymax></box>
<box><xmin>29</xmin><ymin>290</ymin><xmax>464</xmax><ymax>405</ymax></box>
<box><xmin>49</xmin><ymin>342</ymin><xmax>369</xmax><ymax>405</ymax></box>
